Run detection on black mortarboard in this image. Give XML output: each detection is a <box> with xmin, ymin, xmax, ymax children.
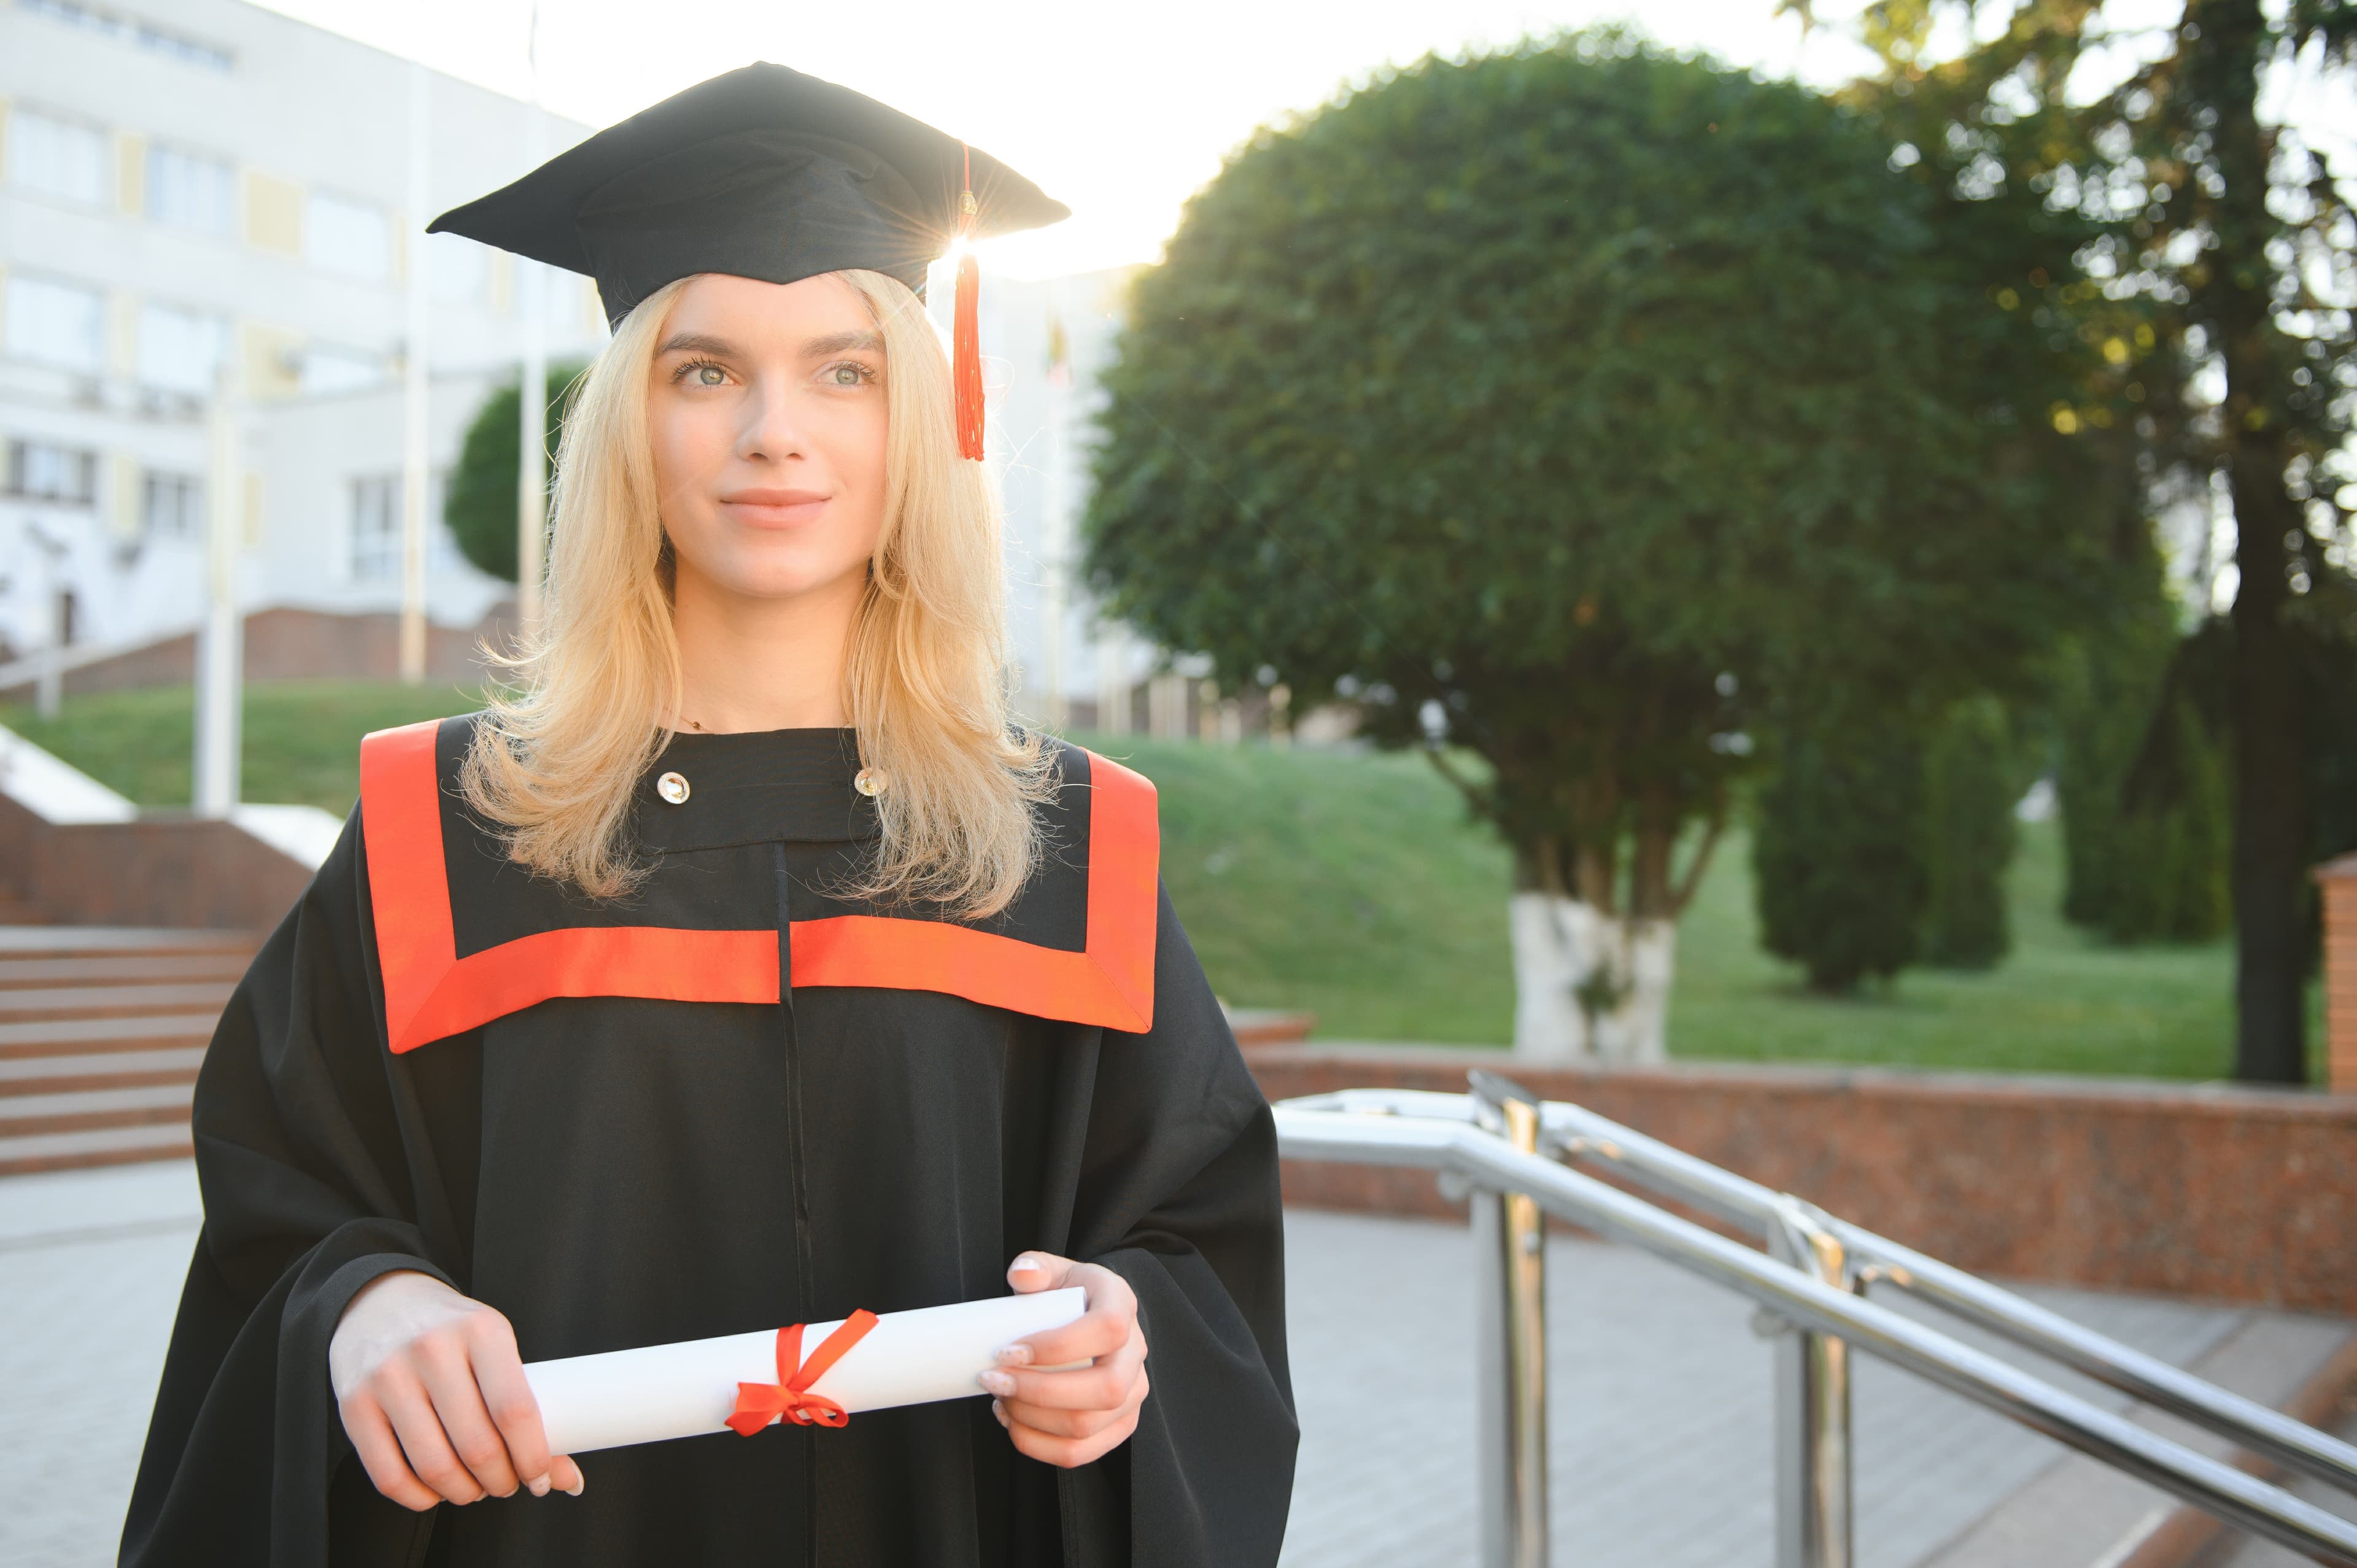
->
<box><xmin>428</xmin><ymin>63</ymin><xmax>1069</xmax><ymax>457</ymax></box>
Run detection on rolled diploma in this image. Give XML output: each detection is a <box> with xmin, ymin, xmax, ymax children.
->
<box><xmin>524</xmin><ymin>1288</ymin><xmax>1086</xmax><ymax>1455</ymax></box>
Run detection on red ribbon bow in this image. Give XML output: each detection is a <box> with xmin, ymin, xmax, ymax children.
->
<box><xmin>725</xmin><ymin>1310</ymin><xmax>880</xmax><ymax>1435</ymax></box>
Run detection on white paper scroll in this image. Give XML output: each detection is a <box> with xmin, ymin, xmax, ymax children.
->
<box><xmin>524</xmin><ymin>1288</ymin><xmax>1087</xmax><ymax>1455</ymax></box>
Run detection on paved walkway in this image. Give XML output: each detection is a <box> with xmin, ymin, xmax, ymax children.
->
<box><xmin>1279</xmin><ymin>1208</ymin><xmax>2320</xmax><ymax>1568</ymax></box>
<box><xmin>0</xmin><ymin>1162</ymin><xmax>2347</xmax><ymax>1567</ymax></box>
<box><xmin>0</xmin><ymin>1162</ymin><xmax>204</xmax><ymax>1568</ymax></box>
<box><xmin>2204</xmin><ymin>1407</ymin><xmax>2357</xmax><ymax>1567</ymax></box>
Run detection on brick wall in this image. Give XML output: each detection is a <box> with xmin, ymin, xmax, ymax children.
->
<box><xmin>0</xmin><ymin>794</ymin><xmax>314</xmax><ymax>932</ymax></box>
<box><xmin>0</xmin><ymin>605</ymin><xmax>516</xmax><ymax>705</ymax></box>
<box><xmin>2320</xmin><ymin>854</ymin><xmax>2357</xmax><ymax>1094</ymax></box>
<box><xmin>1249</xmin><ymin>1046</ymin><xmax>2357</xmax><ymax>1314</ymax></box>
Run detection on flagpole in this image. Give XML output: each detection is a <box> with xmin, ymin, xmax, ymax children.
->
<box><xmin>1042</xmin><ymin>310</ymin><xmax>1070</xmax><ymax>732</ymax></box>
<box><xmin>194</xmin><ymin>355</ymin><xmax>244</xmax><ymax>816</ymax></box>
<box><xmin>516</xmin><ymin>0</ymin><xmax>548</xmax><ymax>641</ymax></box>
<box><xmin>399</xmin><ymin>61</ymin><xmax>432</xmax><ymax>684</ymax></box>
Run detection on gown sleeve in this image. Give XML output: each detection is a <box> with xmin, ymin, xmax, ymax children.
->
<box><xmin>119</xmin><ymin>808</ymin><xmax>476</xmax><ymax>1568</ymax></box>
<box><xmin>1058</xmin><ymin>884</ymin><xmax>1299</xmax><ymax>1568</ymax></box>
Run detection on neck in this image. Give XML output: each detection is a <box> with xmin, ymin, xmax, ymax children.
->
<box><xmin>668</xmin><ymin>563</ymin><xmax>864</xmax><ymax>733</ymax></box>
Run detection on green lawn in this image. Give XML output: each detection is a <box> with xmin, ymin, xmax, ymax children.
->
<box><xmin>1669</xmin><ymin>795</ymin><xmax>2240</xmax><ymax>1080</ymax></box>
<box><xmin>4</xmin><ymin>679</ymin><xmax>483</xmax><ymax>817</ymax></box>
<box><xmin>1092</xmin><ymin>735</ymin><xmax>1520</xmax><ymax>1044</ymax></box>
<box><xmin>5</xmin><ymin>684</ymin><xmax>2258</xmax><ymax>1078</ymax></box>
<box><xmin>1095</xmin><ymin>733</ymin><xmax>2244</xmax><ymax>1079</ymax></box>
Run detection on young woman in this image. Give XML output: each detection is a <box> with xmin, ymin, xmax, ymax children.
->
<box><xmin>120</xmin><ymin>64</ymin><xmax>1295</xmax><ymax>1568</ymax></box>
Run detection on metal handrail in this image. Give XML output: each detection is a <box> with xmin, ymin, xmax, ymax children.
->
<box><xmin>0</xmin><ymin>621</ymin><xmax>208</xmax><ymax>722</ymax></box>
<box><xmin>1288</xmin><ymin>1084</ymin><xmax>2357</xmax><ymax>1498</ymax></box>
<box><xmin>1274</xmin><ymin>1083</ymin><xmax>2357</xmax><ymax>1568</ymax></box>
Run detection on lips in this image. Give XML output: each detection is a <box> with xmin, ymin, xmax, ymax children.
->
<box><xmin>719</xmin><ymin>488</ymin><xmax>831</xmax><ymax>526</ymax></box>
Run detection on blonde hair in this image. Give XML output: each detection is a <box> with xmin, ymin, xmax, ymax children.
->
<box><xmin>460</xmin><ymin>269</ymin><xmax>1050</xmax><ymax>917</ymax></box>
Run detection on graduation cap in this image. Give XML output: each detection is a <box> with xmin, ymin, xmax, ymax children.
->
<box><xmin>428</xmin><ymin>63</ymin><xmax>1069</xmax><ymax>460</ymax></box>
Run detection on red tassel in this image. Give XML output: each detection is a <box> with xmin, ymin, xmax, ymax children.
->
<box><xmin>953</xmin><ymin>145</ymin><xmax>983</xmax><ymax>461</ymax></box>
<box><xmin>954</xmin><ymin>246</ymin><xmax>983</xmax><ymax>460</ymax></box>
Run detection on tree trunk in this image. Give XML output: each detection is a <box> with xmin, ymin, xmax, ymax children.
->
<box><xmin>1507</xmin><ymin>894</ymin><xmax>1674</xmax><ymax>1064</ymax></box>
<box><xmin>1591</xmin><ymin>914</ymin><xmax>1676</xmax><ymax>1064</ymax></box>
<box><xmin>2193</xmin><ymin>0</ymin><xmax>2311</xmax><ymax>1081</ymax></box>
<box><xmin>1509</xmin><ymin>889</ymin><xmax>1595</xmax><ymax>1060</ymax></box>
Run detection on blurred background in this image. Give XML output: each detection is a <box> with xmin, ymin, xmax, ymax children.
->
<box><xmin>6</xmin><ymin>0</ymin><xmax>2357</xmax><ymax>1563</ymax></box>
<box><xmin>7</xmin><ymin>0</ymin><xmax>2354</xmax><ymax>1085</ymax></box>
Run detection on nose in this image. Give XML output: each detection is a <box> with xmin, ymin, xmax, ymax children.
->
<box><xmin>735</xmin><ymin>375</ymin><xmax>809</xmax><ymax>463</ymax></box>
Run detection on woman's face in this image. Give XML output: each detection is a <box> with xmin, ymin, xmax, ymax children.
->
<box><xmin>646</xmin><ymin>271</ymin><xmax>889</xmax><ymax>606</ymax></box>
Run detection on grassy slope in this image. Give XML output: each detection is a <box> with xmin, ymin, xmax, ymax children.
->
<box><xmin>6</xmin><ymin>687</ymin><xmax>2243</xmax><ymax>1077</ymax></box>
<box><xmin>1083</xmin><ymin>735</ymin><xmax>1519</xmax><ymax>1043</ymax></box>
<box><xmin>1669</xmin><ymin>799</ymin><xmax>2235</xmax><ymax>1080</ymax></box>
<box><xmin>1108</xmin><ymin>732</ymin><xmax>2237</xmax><ymax>1078</ymax></box>
<box><xmin>4</xmin><ymin>680</ymin><xmax>486</xmax><ymax>817</ymax></box>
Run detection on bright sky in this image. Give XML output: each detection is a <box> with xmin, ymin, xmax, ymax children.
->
<box><xmin>252</xmin><ymin>0</ymin><xmax>1885</xmax><ymax>277</ymax></box>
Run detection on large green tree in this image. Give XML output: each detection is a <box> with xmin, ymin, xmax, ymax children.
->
<box><xmin>1820</xmin><ymin>0</ymin><xmax>2357</xmax><ymax>1079</ymax></box>
<box><xmin>1083</xmin><ymin>34</ymin><xmax>2134</xmax><ymax>1060</ymax></box>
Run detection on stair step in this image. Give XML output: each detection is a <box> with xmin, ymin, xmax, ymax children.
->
<box><xmin>0</xmin><ymin>1122</ymin><xmax>196</xmax><ymax>1176</ymax></box>
<box><xmin>0</xmin><ymin>1015</ymin><xmax>221</xmax><ymax>1059</ymax></box>
<box><xmin>0</xmin><ymin>929</ymin><xmax>242</xmax><ymax>1174</ymax></box>
<box><xmin>0</xmin><ymin>983</ymin><xmax>238</xmax><ymax>1019</ymax></box>
<box><xmin>0</xmin><ymin>1045</ymin><xmax>206</xmax><ymax>1095</ymax></box>
<box><xmin>0</xmin><ymin>1067</ymin><xmax>202</xmax><ymax>1098</ymax></box>
<box><xmin>0</xmin><ymin>954</ymin><xmax>252</xmax><ymax>987</ymax></box>
<box><xmin>0</xmin><ymin>1088</ymin><xmax>195</xmax><ymax>1138</ymax></box>
<box><xmin>0</xmin><ymin>927</ymin><xmax>256</xmax><ymax>957</ymax></box>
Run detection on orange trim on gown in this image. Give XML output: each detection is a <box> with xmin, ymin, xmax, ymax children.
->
<box><xmin>357</xmin><ymin>722</ymin><xmax>1158</xmax><ymax>1055</ymax></box>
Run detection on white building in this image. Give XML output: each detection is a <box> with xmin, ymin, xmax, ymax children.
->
<box><xmin>969</xmin><ymin>265</ymin><xmax>1156</xmax><ymax>732</ymax></box>
<box><xmin>0</xmin><ymin>0</ymin><xmax>605</xmax><ymax>663</ymax></box>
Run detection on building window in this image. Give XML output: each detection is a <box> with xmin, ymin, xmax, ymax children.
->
<box><xmin>6</xmin><ymin>439</ymin><xmax>99</xmax><ymax>505</ymax></box>
<box><xmin>145</xmin><ymin>143</ymin><xmax>237</xmax><ymax>235</ymax></box>
<box><xmin>136</xmin><ymin>303</ymin><xmax>228</xmax><ymax>395</ymax></box>
<box><xmin>350</xmin><ymin>475</ymin><xmax>402</xmax><ymax>580</ymax></box>
<box><xmin>428</xmin><ymin>473</ymin><xmax>460</xmax><ymax>573</ymax></box>
<box><xmin>21</xmin><ymin>0</ymin><xmax>234</xmax><ymax>72</ymax></box>
<box><xmin>308</xmin><ymin>192</ymin><xmax>390</xmax><ymax>283</ymax></box>
<box><xmin>142</xmin><ymin>470</ymin><xmax>204</xmax><ymax>539</ymax></box>
<box><xmin>549</xmin><ymin>273</ymin><xmax>596</xmax><ymax>334</ymax></box>
<box><xmin>302</xmin><ymin>344</ymin><xmax>390</xmax><ymax>395</ymax></box>
<box><xmin>428</xmin><ymin>232</ymin><xmax>491</xmax><ymax>308</ymax></box>
<box><xmin>5</xmin><ymin>107</ymin><xmax>109</xmax><ymax>206</ymax></box>
<box><xmin>4</xmin><ymin>275</ymin><xmax>107</xmax><ymax>371</ymax></box>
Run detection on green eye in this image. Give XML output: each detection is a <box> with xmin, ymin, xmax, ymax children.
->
<box><xmin>697</xmin><ymin>364</ymin><xmax>726</xmax><ymax>386</ymax></box>
<box><xmin>831</xmin><ymin>363</ymin><xmax>866</xmax><ymax>386</ymax></box>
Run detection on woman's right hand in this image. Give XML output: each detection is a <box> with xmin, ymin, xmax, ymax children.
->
<box><xmin>328</xmin><ymin>1269</ymin><xmax>584</xmax><ymax>1510</ymax></box>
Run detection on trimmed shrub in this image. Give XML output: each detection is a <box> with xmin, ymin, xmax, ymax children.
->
<box><xmin>2056</xmin><ymin>627</ymin><xmax>2229</xmax><ymax>944</ymax></box>
<box><xmin>1755</xmin><ymin>727</ymin><xmax>1929</xmax><ymax>992</ymax></box>
<box><xmin>1921</xmin><ymin>696</ymin><xmax>2018</xmax><ymax>968</ymax></box>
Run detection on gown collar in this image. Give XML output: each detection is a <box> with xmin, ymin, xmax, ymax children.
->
<box><xmin>633</xmin><ymin>727</ymin><xmax>882</xmax><ymax>852</ymax></box>
<box><xmin>358</xmin><ymin>716</ymin><xmax>1163</xmax><ymax>1048</ymax></box>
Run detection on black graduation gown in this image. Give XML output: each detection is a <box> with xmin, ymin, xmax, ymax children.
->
<box><xmin>118</xmin><ymin>720</ymin><xmax>1296</xmax><ymax>1568</ymax></box>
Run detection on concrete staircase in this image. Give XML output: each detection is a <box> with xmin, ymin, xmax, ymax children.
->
<box><xmin>0</xmin><ymin>925</ymin><xmax>252</xmax><ymax>1176</ymax></box>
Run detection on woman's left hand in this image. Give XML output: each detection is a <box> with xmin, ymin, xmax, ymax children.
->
<box><xmin>983</xmin><ymin>1251</ymin><xmax>1149</xmax><ymax>1467</ymax></box>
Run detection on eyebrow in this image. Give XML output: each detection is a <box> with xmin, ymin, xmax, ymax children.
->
<box><xmin>802</xmin><ymin>330</ymin><xmax>883</xmax><ymax>357</ymax></box>
<box><xmin>656</xmin><ymin>331</ymin><xmax>740</xmax><ymax>358</ymax></box>
<box><xmin>654</xmin><ymin>330</ymin><xmax>883</xmax><ymax>359</ymax></box>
